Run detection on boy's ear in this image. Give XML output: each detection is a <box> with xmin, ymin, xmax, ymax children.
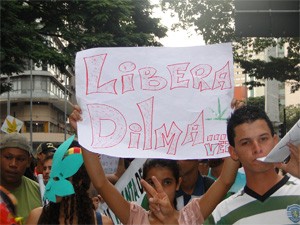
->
<box><xmin>274</xmin><ymin>134</ymin><xmax>279</xmax><ymax>144</ymax></box>
<box><xmin>176</xmin><ymin>177</ymin><xmax>182</xmax><ymax>191</ymax></box>
<box><xmin>229</xmin><ymin>145</ymin><xmax>239</xmax><ymax>161</ymax></box>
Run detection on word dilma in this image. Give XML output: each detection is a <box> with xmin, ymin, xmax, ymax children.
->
<box><xmin>86</xmin><ymin>97</ymin><xmax>228</xmax><ymax>156</ymax></box>
<box><xmin>83</xmin><ymin>54</ymin><xmax>232</xmax><ymax>95</ymax></box>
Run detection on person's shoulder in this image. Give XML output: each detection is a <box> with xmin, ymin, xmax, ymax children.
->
<box><xmin>287</xmin><ymin>175</ymin><xmax>300</xmax><ymax>183</ymax></box>
<box><xmin>215</xmin><ymin>189</ymin><xmax>245</xmax><ymax>209</ymax></box>
<box><xmin>285</xmin><ymin>175</ymin><xmax>300</xmax><ymax>191</ymax></box>
<box><xmin>25</xmin><ymin>206</ymin><xmax>43</xmax><ymax>225</ymax></box>
<box><xmin>101</xmin><ymin>214</ymin><xmax>114</xmax><ymax>225</ymax></box>
<box><xmin>22</xmin><ymin>176</ymin><xmax>39</xmax><ymax>188</ymax></box>
<box><xmin>202</xmin><ymin>175</ymin><xmax>215</xmax><ymax>191</ymax></box>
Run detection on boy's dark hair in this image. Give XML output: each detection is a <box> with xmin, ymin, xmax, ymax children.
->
<box><xmin>227</xmin><ymin>105</ymin><xmax>275</xmax><ymax>147</ymax></box>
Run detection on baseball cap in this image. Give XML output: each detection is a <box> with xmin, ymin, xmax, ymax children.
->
<box><xmin>0</xmin><ymin>132</ymin><xmax>32</xmax><ymax>154</ymax></box>
<box><xmin>36</xmin><ymin>142</ymin><xmax>56</xmax><ymax>156</ymax></box>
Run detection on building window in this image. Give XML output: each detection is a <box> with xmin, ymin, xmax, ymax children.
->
<box><xmin>24</xmin><ymin>121</ymin><xmax>45</xmax><ymax>133</ymax></box>
<box><xmin>21</xmin><ymin>78</ymin><xmax>30</xmax><ymax>93</ymax></box>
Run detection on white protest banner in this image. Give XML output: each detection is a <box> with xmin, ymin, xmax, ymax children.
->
<box><xmin>100</xmin><ymin>158</ymin><xmax>146</xmax><ymax>224</ymax></box>
<box><xmin>1</xmin><ymin>115</ymin><xmax>24</xmax><ymax>133</ymax></box>
<box><xmin>100</xmin><ymin>154</ymin><xmax>119</xmax><ymax>174</ymax></box>
<box><xmin>258</xmin><ymin>119</ymin><xmax>300</xmax><ymax>163</ymax></box>
<box><xmin>75</xmin><ymin>43</ymin><xmax>234</xmax><ymax>159</ymax></box>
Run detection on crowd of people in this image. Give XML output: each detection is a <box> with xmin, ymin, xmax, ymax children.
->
<box><xmin>1</xmin><ymin>102</ymin><xmax>300</xmax><ymax>225</ymax></box>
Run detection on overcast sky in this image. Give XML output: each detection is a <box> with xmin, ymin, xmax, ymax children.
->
<box><xmin>151</xmin><ymin>0</ymin><xmax>205</xmax><ymax>47</ymax></box>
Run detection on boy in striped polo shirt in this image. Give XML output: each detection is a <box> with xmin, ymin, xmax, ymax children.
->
<box><xmin>207</xmin><ymin>106</ymin><xmax>300</xmax><ymax>224</ymax></box>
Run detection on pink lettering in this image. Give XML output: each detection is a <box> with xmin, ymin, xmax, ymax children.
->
<box><xmin>181</xmin><ymin>111</ymin><xmax>205</xmax><ymax>146</ymax></box>
<box><xmin>167</xmin><ymin>63</ymin><xmax>190</xmax><ymax>90</ymax></box>
<box><xmin>137</xmin><ymin>97</ymin><xmax>154</xmax><ymax>150</ymax></box>
<box><xmin>84</xmin><ymin>54</ymin><xmax>117</xmax><ymax>95</ymax></box>
<box><xmin>155</xmin><ymin>122</ymin><xmax>183</xmax><ymax>155</ymax></box>
<box><xmin>139</xmin><ymin>67</ymin><xmax>168</xmax><ymax>91</ymax></box>
<box><xmin>87</xmin><ymin>104</ymin><xmax>127</xmax><ymax>148</ymax></box>
<box><xmin>212</xmin><ymin>61</ymin><xmax>232</xmax><ymax>90</ymax></box>
<box><xmin>190</xmin><ymin>64</ymin><xmax>212</xmax><ymax>92</ymax></box>
<box><xmin>128</xmin><ymin>123</ymin><xmax>142</xmax><ymax>149</ymax></box>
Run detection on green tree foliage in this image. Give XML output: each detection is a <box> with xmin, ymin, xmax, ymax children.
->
<box><xmin>0</xmin><ymin>82</ymin><xmax>12</xmax><ymax>95</ymax></box>
<box><xmin>280</xmin><ymin>104</ymin><xmax>300</xmax><ymax>132</ymax></box>
<box><xmin>1</xmin><ymin>0</ymin><xmax>167</xmax><ymax>76</ymax></box>
<box><xmin>246</xmin><ymin>96</ymin><xmax>265</xmax><ymax>110</ymax></box>
<box><xmin>160</xmin><ymin>0</ymin><xmax>299</xmax><ymax>93</ymax></box>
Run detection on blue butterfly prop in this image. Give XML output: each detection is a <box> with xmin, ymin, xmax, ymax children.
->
<box><xmin>43</xmin><ymin>135</ymin><xmax>84</xmax><ymax>203</ymax></box>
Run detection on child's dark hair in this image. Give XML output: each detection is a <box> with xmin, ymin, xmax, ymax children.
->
<box><xmin>227</xmin><ymin>105</ymin><xmax>275</xmax><ymax>147</ymax></box>
<box><xmin>142</xmin><ymin>158</ymin><xmax>180</xmax><ymax>183</ymax></box>
<box><xmin>142</xmin><ymin>159</ymin><xmax>180</xmax><ymax>208</ymax></box>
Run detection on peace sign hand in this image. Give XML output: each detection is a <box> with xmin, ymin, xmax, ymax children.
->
<box><xmin>141</xmin><ymin>176</ymin><xmax>179</xmax><ymax>224</ymax></box>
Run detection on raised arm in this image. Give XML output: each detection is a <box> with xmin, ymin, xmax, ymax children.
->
<box><xmin>69</xmin><ymin>106</ymin><xmax>131</xmax><ymax>224</ymax></box>
<box><xmin>274</xmin><ymin>143</ymin><xmax>300</xmax><ymax>179</ymax></box>
<box><xmin>105</xmin><ymin>158</ymin><xmax>126</xmax><ymax>184</ymax></box>
<box><xmin>190</xmin><ymin>98</ymin><xmax>244</xmax><ymax>219</ymax></box>
<box><xmin>196</xmin><ymin>157</ymin><xmax>240</xmax><ymax>219</ymax></box>
<box><xmin>82</xmin><ymin>149</ymin><xmax>131</xmax><ymax>224</ymax></box>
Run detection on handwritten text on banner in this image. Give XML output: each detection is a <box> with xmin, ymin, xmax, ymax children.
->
<box><xmin>75</xmin><ymin>43</ymin><xmax>234</xmax><ymax>159</ymax></box>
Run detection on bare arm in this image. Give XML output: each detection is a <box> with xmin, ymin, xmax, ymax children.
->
<box><xmin>25</xmin><ymin>207</ymin><xmax>43</xmax><ymax>225</ymax></box>
<box><xmin>193</xmin><ymin>99</ymin><xmax>243</xmax><ymax>219</ymax></box>
<box><xmin>274</xmin><ymin>143</ymin><xmax>300</xmax><ymax>179</ymax></box>
<box><xmin>69</xmin><ymin>106</ymin><xmax>131</xmax><ymax>224</ymax></box>
<box><xmin>106</xmin><ymin>158</ymin><xmax>126</xmax><ymax>184</ymax></box>
<box><xmin>196</xmin><ymin>157</ymin><xmax>240</xmax><ymax>219</ymax></box>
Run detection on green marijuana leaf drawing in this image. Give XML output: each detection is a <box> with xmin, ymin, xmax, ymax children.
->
<box><xmin>206</xmin><ymin>98</ymin><xmax>228</xmax><ymax>120</ymax></box>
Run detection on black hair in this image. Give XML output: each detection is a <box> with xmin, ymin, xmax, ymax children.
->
<box><xmin>38</xmin><ymin>164</ymin><xmax>94</xmax><ymax>225</ymax></box>
<box><xmin>38</xmin><ymin>141</ymin><xmax>95</xmax><ymax>225</ymax></box>
<box><xmin>142</xmin><ymin>159</ymin><xmax>180</xmax><ymax>208</ymax></box>
<box><xmin>142</xmin><ymin>158</ymin><xmax>180</xmax><ymax>182</ymax></box>
<box><xmin>208</xmin><ymin>158</ymin><xmax>224</xmax><ymax>168</ymax></box>
<box><xmin>227</xmin><ymin>105</ymin><xmax>275</xmax><ymax>147</ymax></box>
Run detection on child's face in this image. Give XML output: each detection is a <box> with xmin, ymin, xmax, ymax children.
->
<box><xmin>144</xmin><ymin>166</ymin><xmax>180</xmax><ymax>208</ymax></box>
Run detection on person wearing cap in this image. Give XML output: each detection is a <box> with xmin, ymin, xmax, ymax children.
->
<box><xmin>33</xmin><ymin>142</ymin><xmax>56</xmax><ymax>177</ymax></box>
<box><xmin>26</xmin><ymin>138</ymin><xmax>113</xmax><ymax>225</ymax></box>
<box><xmin>0</xmin><ymin>132</ymin><xmax>42</xmax><ymax>224</ymax></box>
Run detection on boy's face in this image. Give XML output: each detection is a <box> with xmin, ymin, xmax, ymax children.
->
<box><xmin>229</xmin><ymin>119</ymin><xmax>278</xmax><ymax>174</ymax></box>
<box><xmin>43</xmin><ymin>158</ymin><xmax>53</xmax><ymax>183</ymax></box>
<box><xmin>0</xmin><ymin>148</ymin><xmax>31</xmax><ymax>186</ymax></box>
